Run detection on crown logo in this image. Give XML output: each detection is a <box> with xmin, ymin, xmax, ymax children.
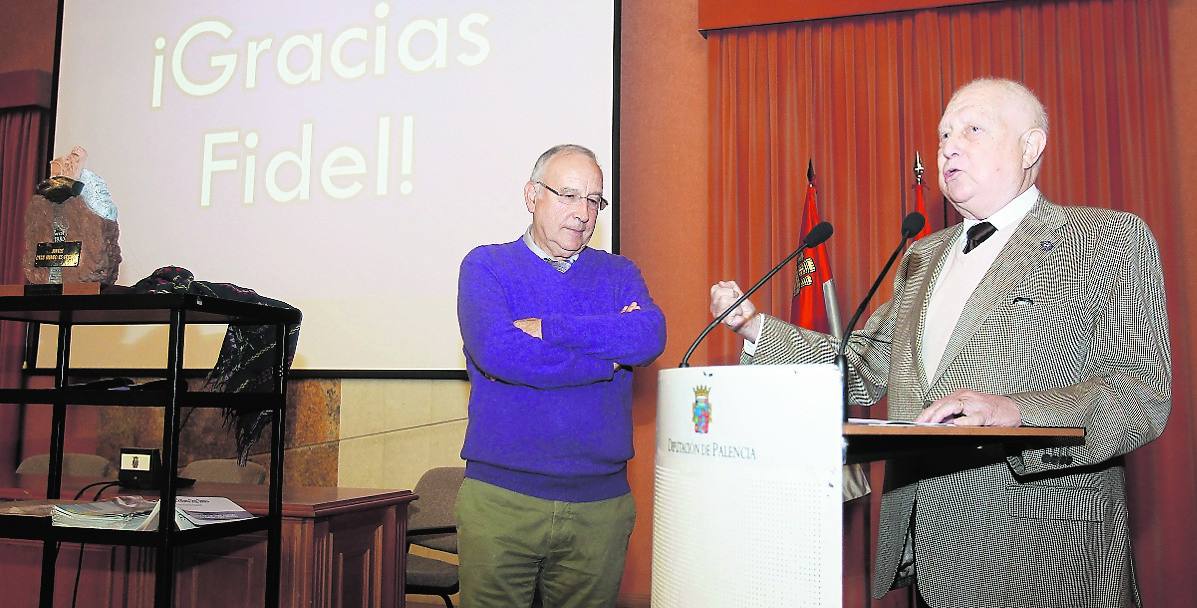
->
<box><xmin>692</xmin><ymin>385</ymin><xmax>712</xmax><ymax>434</ymax></box>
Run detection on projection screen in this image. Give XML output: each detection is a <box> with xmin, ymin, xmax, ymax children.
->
<box><xmin>47</xmin><ymin>1</ymin><xmax>619</xmax><ymax>373</ymax></box>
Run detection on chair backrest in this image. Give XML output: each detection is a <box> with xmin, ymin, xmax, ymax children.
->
<box><xmin>180</xmin><ymin>459</ymin><xmax>267</xmax><ymax>484</ymax></box>
<box><xmin>16</xmin><ymin>453</ymin><xmax>114</xmax><ymax>478</ymax></box>
<box><xmin>409</xmin><ymin>467</ymin><xmax>465</xmax><ymax>533</ymax></box>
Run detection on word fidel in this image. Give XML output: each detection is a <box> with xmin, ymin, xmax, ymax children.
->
<box><xmin>151</xmin><ymin>4</ymin><xmax>490</xmax><ymax>106</ymax></box>
<box><xmin>201</xmin><ymin>115</ymin><xmax>413</xmax><ymax>206</ymax></box>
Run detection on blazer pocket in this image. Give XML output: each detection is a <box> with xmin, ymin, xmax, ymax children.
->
<box><xmin>1003</xmin><ymin>485</ymin><xmax>1107</xmax><ymax>608</ymax></box>
<box><xmin>1006</xmin><ymin>484</ymin><xmax>1104</xmax><ymax>522</ymax></box>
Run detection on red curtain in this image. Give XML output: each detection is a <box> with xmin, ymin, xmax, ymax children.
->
<box><xmin>707</xmin><ymin>0</ymin><xmax>1195</xmax><ymax>606</ymax></box>
<box><xmin>0</xmin><ymin>77</ymin><xmax>50</xmax><ymax>474</ymax></box>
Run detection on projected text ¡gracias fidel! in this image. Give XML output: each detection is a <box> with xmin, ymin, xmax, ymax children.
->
<box><xmin>151</xmin><ymin>4</ymin><xmax>490</xmax><ymax>105</ymax></box>
<box><xmin>151</xmin><ymin>3</ymin><xmax>491</xmax><ymax>207</ymax></box>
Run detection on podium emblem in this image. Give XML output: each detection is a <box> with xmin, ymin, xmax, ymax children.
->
<box><xmin>692</xmin><ymin>385</ymin><xmax>712</xmax><ymax>434</ymax></box>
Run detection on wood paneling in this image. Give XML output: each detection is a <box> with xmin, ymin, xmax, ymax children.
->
<box><xmin>0</xmin><ymin>482</ymin><xmax>413</xmax><ymax>608</ymax></box>
<box><xmin>698</xmin><ymin>0</ymin><xmax>998</xmax><ymax>31</ymax></box>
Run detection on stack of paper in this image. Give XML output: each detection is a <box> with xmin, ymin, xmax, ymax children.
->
<box><xmin>139</xmin><ymin>496</ymin><xmax>254</xmax><ymax>531</ymax></box>
<box><xmin>50</xmin><ymin>496</ymin><xmax>254</xmax><ymax>531</ymax></box>
<box><xmin>51</xmin><ymin>496</ymin><xmax>158</xmax><ymax>530</ymax></box>
<box><xmin>175</xmin><ymin>496</ymin><xmax>254</xmax><ymax>530</ymax></box>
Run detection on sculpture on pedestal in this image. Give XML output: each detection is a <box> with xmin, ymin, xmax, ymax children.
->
<box><xmin>23</xmin><ymin>146</ymin><xmax>121</xmax><ymax>287</ymax></box>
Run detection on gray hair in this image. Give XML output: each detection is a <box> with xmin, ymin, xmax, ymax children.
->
<box><xmin>529</xmin><ymin>144</ymin><xmax>598</xmax><ymax>182</ymax></box>
<box><xmin>954</xmin><ymin>77</ymin><xmax>1049</xmax><ymax>135</ymax></box>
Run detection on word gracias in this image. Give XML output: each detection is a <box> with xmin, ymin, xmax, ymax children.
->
<box><xmin>152</xmin><ymin>4</ymin><xmax>490</xmax><ymax>106</ymax></box>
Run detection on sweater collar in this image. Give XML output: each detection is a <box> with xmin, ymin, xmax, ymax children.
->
<box><xmin>522</xmin><ymin>227</ymin><xmax>583</xmax><ymax>271</ymax></box>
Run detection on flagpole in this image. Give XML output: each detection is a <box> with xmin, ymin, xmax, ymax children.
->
<box><xmin>824</xmin><ymin>281</ymin><xmax>843</xmax><ymax>339</ymax></box>
<box><xmin>912</xmin><ymin>151</ymin><xmax>932</xmax><ymax>240</ymax></box>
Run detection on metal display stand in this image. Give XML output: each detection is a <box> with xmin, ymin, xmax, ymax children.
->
<box><xmin>0</xmin><ymin>293</ymin><xmax>301</xmax><ymax>608</ymax></box>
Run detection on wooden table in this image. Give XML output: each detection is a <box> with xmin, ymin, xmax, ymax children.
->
<box><xmin>0</xmin><ymin>475</ymin><xmax>416</xmax><ymax>608</ymax></box>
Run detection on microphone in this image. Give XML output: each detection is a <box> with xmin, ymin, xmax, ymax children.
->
<box><xmin>680</xmin><ymin>221</ymin><xmax>833</xmax><ymax>367</ymax></box>
<box><xmin>835</xmin><ymin>212</ymin><xmax>925</xmax><ymax>418</ymax></box>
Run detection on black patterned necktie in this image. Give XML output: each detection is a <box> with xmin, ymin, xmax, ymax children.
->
<box><xmin>963</xmin><ymin>221</ymin><xmax>997</xmax><ymax>254</ymax></box>
<box><xmin>543</xmin><ymin>257</ymin><xmax>571</xmax><ymax>273</ymax></box>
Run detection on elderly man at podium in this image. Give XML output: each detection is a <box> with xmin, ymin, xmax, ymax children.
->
<box><xmin>710</xmin><ymin>78</ymin><xmax>1171</xmax><ymax>608</ymax></box>
<box><xmin>457</xmin><ymin>144</ymin><xmax>667</xmax><ymax>608</ymax></box>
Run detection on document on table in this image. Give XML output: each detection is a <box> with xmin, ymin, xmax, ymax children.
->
<box><xmin>848</xmin><ymin>417</ymin><xmax>953</xmax><ymax>427</ymax></box>
<box><xmin>137</xmin><ymin>496</ymin><xmax>254</xmax><ymax>531</ymax></box>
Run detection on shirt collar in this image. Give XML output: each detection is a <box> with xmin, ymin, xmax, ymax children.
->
<box><xmin>522</xmin><ymin>227</ymin><xmax>582</xmax><ymax>263</ymax></box>
<box><xmin>963</xmin><ymin>185</ymin><xmax>1039</xmax><ymax>233</ymax></box>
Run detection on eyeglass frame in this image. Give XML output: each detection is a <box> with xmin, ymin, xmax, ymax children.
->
<box><xmin>535</xmin><ymin>181</ymin><xmax>609</xmax><ymax>211</ymax></box>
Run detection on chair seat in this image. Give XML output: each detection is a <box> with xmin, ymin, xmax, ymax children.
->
<box><xmin>405</xmin><ymin>466</ymin><xmax>464</xmax><ymax>607</ymax></box>
<box><xmin>410</xmin><ymin>532</ymin><xmax>457</xmax><ymax>554</ymax></box>
<box><xmin>16</xmin><ymin>453</ymin><xmax>113</xmax><ymax>478</ymax></box>
<box><xmin>406</xmin><ymin>554</ymin><xmax>459</xmax><ymax>589</ymax></box>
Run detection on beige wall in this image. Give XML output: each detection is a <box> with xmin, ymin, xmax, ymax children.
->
<box><xmin>617</xmin><ymin>0</ymin><xmax>709</xmax><ymax>602</ymax></box>
<box><xmin>337</xmin><ymin>379</ymin><xmax>468</xmax><ymax>492</ymax></box>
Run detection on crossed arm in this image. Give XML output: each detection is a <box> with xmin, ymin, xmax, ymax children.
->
<box><xmin>514</xmin><ymin>302</ymin><xmax>643</xmax><ymax>371</ymax></box>
<box><xmin>458</xmin><ymin>255</ymin><xmax>666</xmax><ymax>389</ymax></box>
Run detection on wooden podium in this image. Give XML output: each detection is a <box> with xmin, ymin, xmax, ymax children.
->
<box><xmin>652</xmin><ymin>365</ymin><xmax>1084</xmax><ymax>608</ymax></box>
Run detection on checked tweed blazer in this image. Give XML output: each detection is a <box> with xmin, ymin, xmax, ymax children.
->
<box><xmin>748</xmin><ymin>197</ymin><xmax>1171</xmax><ymax>608</ymax></box>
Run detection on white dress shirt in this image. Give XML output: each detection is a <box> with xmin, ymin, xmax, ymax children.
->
<box><xmin>920</xmin><ymin>186</ymin><xmax>1039</xmax><ymax>382</ymax></box>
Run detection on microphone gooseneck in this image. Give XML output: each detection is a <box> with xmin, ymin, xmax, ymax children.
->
<box><xmin>679</xmin><ymin>221</ymin><xmax>833</xmax><ymax>367</ymax></box>
<box><xmin>837</xmin><ymin>212</ymin><xmax>925</xmax><ymax>359</ymax></box>
<box><xmin>836</xmin><ymin>212</ymin><xmax>925</xmax><ymax>419</ymax></box>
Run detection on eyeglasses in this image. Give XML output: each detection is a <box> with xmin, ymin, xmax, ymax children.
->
<box><xmin>536</xmin><ymin>181</ymin><xmax>608</xmax><ymax>211</ymax></box>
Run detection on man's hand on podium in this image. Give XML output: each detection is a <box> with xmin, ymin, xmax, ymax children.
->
<box><xmin>917</xmin><ymin>389</ymin><xmax>1022</xmax><ymax>427</ymax></box>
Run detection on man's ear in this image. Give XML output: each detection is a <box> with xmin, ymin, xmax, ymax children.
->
<box><xmin>1021</xmin><ymin>128</ymin><xmax>1047</xmax><ymax>169</ymax></box>
<box><xmin>524</xmin><ymin>181</ymin><xmax>538</xmax><ymax>213</ymax></box>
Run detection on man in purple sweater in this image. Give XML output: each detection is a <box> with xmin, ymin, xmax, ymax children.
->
<box><xmin>456</xmin><ymin>144</ymin><xmax>666</xmax><ymax>607</ymax></box>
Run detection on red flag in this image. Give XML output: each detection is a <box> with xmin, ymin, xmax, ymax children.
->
<box><xmin>790</xmin><ymin>175</ymin><xmax>842</xmax><ymax>336</ymax></box>
<box><xmin>912</xmin><ymin>181</ymin><xmax>932</xmax><ymax>240</ymax></box>
<box><xmin>912</xmin><ymin>151</ymin><xmax>932</xmax><ymax>240</ymax></box>
<box><xmin>793</xmin><ymin>167</ymin><xmax>868</xmax><ymax>506</ymax></box>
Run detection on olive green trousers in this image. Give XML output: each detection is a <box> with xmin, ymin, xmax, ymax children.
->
<box><xmin>455</xmin><ymin>478</ymin><xmax>635</xmax><ymax>608</ymax></box>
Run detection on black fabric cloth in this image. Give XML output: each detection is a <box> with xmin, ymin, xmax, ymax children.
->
<box><xmin>129</xmin><ymin>266</ymin><xmax>301</xmax><ymax>462</ymax></box>
<box><xmin>963</xmin><ymin>221</ymin><xmax>997</xmax><ymax>253</ymax></box>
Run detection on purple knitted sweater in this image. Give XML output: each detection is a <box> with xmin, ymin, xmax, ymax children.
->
<box><xmin>457</xmin><ymin>239</ymin><xmax>666</xmax><ymax>502</ymax></box>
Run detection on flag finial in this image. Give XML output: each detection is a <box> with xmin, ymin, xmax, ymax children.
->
<box><xmin>913</xmin><ymin>151</ymin><xmax>925</xmax><ymax>185</ymax></box>
<box><xmin>807</xmin><ymin>159</ymin><xmax>816</xmax><ymax>183</ymax></box>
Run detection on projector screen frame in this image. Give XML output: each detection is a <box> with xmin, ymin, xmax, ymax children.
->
<box><xmin>42</xmin><ymin>0</ymin><xmax>624</xmax><ymax>381</ymax></box>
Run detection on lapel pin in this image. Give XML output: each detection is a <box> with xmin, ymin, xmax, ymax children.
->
<box><xmin>1040</xmin><ymin>241</ymin><xmax>1054</xmax><ymax>251</ymax></box>
<box><xmin>1013</xmin><ymin>297</ymin><xmax>1034</xmax><ymax>306</ymax></box>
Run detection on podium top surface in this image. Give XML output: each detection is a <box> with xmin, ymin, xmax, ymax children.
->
<box><xmin>843</xmin><ymin>422</ymin><xmax>1085</xmax><ymax>464</ymax></box>
<box><xmin>844</xmin><ymin>423</ymin><xmax>1084</xmax><ymax>438</ymax></box>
